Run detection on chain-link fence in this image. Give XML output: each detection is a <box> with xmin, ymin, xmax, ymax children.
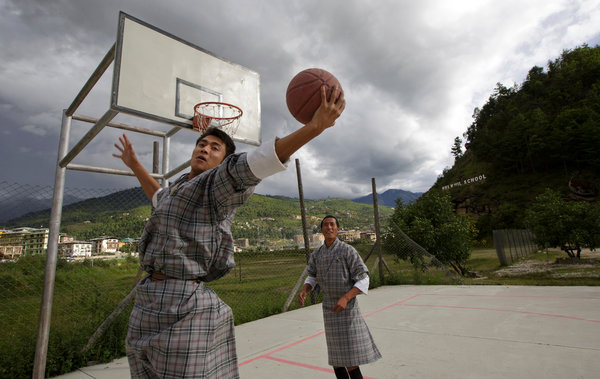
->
<box><xmin>0</xmin><ymin>180</ymin><xmax>454</xmax><ymax>378</ymax></box>
<box><xmin>0</xmin><ymin>182</ymin><xmax>152</xmax><ymax>377</ymax></box>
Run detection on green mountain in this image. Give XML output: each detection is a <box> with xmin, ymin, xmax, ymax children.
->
<box><xmin>6</xmin><ymin>188</ymin><xmax>393</xmax><ymax>243</ymax></box>
<box><xmin>429</xmin><ymin>44</ymin><xmax>600</xmax><ymax>237</ymax></box>
<box><xmin>352</xmin><ymin>189</ymin><xmax>423</xmax><ymax>207</ymax></box>
<box><xmin>232</xmin><ymin>195</ymin><xmax>393</xmax><ymax>243</ymax></box>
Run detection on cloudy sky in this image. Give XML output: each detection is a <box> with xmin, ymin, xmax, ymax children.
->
<box><xmin>1</xmin><ymin>0</ymin><xmax>599</xmax><ymax>200</ymax></box>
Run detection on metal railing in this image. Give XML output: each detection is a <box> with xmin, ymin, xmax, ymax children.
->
<box><xmin>493</xmin><ymin>229</ymin><xmax>539</xmax><ymax>265</ymax></box>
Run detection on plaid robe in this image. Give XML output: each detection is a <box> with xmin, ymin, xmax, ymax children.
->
<box><xmin>307</xmin><ymin>238</ymin><xmax>382</xmax><ymax>367</ymax></box>
<box><xmin>127</xmin><ymin>152</ymin><xmax>260</xmax><ymax>378</ymax></box>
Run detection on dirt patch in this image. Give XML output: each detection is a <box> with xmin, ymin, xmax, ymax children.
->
<box><xmin>494</xmin><ymin>249</ymin><xmax>600</xmax><ymax>278</ymax></box>
<box><xmin>554</xmin><ymin>257</ymin><xmax>598</xmax><ymax>264</ymax></box>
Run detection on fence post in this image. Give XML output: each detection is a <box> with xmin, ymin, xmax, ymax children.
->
<box><xmin>506</xmin><ymin>230</ymin><xmax>515</xmax><ymax>262</ymax></box>
<box><xmin>295</xmin><ymin>159</ymin><xmax>314</xmax><ymax>303</ymax></box>
<box><xmin>371</xmin><ymin>178</ymin><xmax>384</xmax><ymax>285</ymax></box>
<box><xmin>519</xmin><ymin>229</ymin><xmax>529</xmax><ymax>257</ymax></box>
<box><xmin>512</xmin><ymin>230</ymin><xmax>519</xmax><ymax>259</ymax></box>
<box><xmin>282</xmin><ymin>159</ymin><xmax>313</xmax><ymax>312</ymax></box>
<box><xmin>493</xmin><ymin>230</ymin><xmax>508</xmax><ymax>266</ymax></box>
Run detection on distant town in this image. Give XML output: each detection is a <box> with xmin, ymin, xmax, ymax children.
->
<box><xmin>0</xmin><ymin>226</ymin><xmax>378</xmax><ymax>261</ymax></box>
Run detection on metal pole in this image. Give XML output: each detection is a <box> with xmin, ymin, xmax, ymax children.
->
<box><xmin>66</xmin><ymin>44</ymin><xmax>115</xmax><ymax>117</ymax></box>
<box><xmin>33</xmin><ymin>110</ymin><xmax>71</xmax><ymax>378</ymax></box>
<box><xmin>295</xmin><ymin>159</ymin><xmax>315</xmax><ymax>303</ymax></box>
<box><xmin>162</xmin><ymin>127</ymin><xmax>180</xmax><ymax>187</ymax></box>
<box><xmin>153</xmin><ymin>141</ymin><xmax>160</xmax><ymax>174</ymax></box>
<box><xmin>283</xmin><ymin>267</ymin><xmax>308</xmax><ymax>312</ymax></box>
<box><xmin>372</xmin><ymin>178</ymin><xmax>384</xmax><ymax>285</ymax></box>
<box><xmin>72</xmin><ymin>113</ymin><xmax>166</xmax><ymax>137</ymax></box>
<box><xmin>162</xmin><ymin>135</ymin><xmax>170</xmax><ymax>187</ymax></box>
<box><xmin>164</xmin><ymin>160</ymin><xmax>189</xmax><ymax>181</ymax></box>
<box><xmin>59</xmin><ymin>109</ymin><xmax>118</xmax><ymax>168</ymax></box>
<box><xmin>65</xmin><ymin>163</ymin><xmax>162</xmax><ymax>178</ymax></box>
<box><xmin>295</xmin><ymin>159</ymin><xmax>311</xmax><ymax>264</ymax></box>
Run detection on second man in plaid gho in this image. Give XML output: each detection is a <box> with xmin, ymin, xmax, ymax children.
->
<box><xmin>298</xmin><ymin>215</ymin><xmax>381</xmax><ymax>379</ymax></box>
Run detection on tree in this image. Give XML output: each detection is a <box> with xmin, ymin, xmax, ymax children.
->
<box><xmin>463</xmin><ymin>45</ymin><xmax>600</xmax><ymax>175</ymax></box>
<box><xmin>451</xmin><ymin>136</ymin><xmax>463</xmax><ymax>159</ymax></box>
<box><xmin>384</xmin><ymin>191</ymin><xmax>476</xmax><ymax>276</ymax></box>
<box><xmin>524</xmin><ymin>189</ymin><xmax>600</xmax><ymax>258</ymax></box>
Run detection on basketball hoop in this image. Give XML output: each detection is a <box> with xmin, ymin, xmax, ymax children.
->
<box><xmin>193</xmin><ymin>102</ymin><xmax>243</xmax><ymax>136</ymax></box>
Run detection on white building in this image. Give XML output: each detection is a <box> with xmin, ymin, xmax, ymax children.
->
<box><xmin>338</xmin><ymin>230</ymin><xmax>361</xmax><ymax>243</ymax></box>
<box><xmin>59</xmin><ymin>241</ymin><xmax>92</xmax><ymax>258</ymax></box>
<box><xmin>0</xmin><ymin>227</ymin><xmax>49</xmax><ymax>256</ymax></box>
<box><xmin>90</xmin><ymin>237</ymin><xmax>119</xmax><ymax>255</ymax></box>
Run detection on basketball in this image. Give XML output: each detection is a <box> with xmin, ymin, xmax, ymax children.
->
<box><xmin>286</xmin><ymin>68</ymin><xmax>342</xmax><ymax>124</ymax></box>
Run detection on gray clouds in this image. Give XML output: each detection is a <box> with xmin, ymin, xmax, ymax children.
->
<box><xmin>1</xmin><ymin>0</ymin><xmax>599</xmax><ymax>199</ymax></box>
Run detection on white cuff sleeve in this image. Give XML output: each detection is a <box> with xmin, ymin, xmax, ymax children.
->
<box><xmin>304</xmin><ymin>275</ymin><xmax>317</xmax><ymax>288</ymax></box>
<box><xmin>247</xmin><ymin>138</ymin><xmax>289</xmax><ymax>179</ymax></box>
<box><xmin>354</xmin><ymin>276</ymin><xmax>370</xmax><ymax>294</ymax></box>
<box><xmin>304</xmin><ymin>276</ymin><xmax>368</xmax><ymax>294</ymax></box>
<box><xmin>151</xmin><ymin>188</ymin><xmax>164</xmax><ymax>208</ymax></box>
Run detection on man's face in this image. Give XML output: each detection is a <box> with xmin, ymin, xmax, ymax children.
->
<box><xmin>321</xmin><ymin>217</ymin><xmax>339</xmax><ymax>241</ymax></box>
<box><xmin>190</xmin><ymin>134</ymin><xmax>227</xmax><ymax>177</ymax></box>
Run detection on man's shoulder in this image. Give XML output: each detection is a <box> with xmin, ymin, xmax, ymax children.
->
<box><xmin>190</xmin><ymin>152</ymin><xmax>253</xmax><ymax>184</ymax></box>
<box><xmin>335</xmin><ymin>239</ymin><xmax>355</xmax><ymax>250</ymax></box>
<box><xmin>335</xmin><ymin>240</ymin><xmax>363</xmax><ymax>259</ymax></box>
<box><xmin>312</xmin><ymin>243</ymin><xmax>326</xmax><ymax>255</ymax></box>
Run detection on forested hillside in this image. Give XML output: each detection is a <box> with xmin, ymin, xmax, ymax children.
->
<box><xmin>6</xmin><ymin>189</ymin><xmax>393</xmax><ymax>243</ymax></box>
<box><xmin>432</xmin><ymin>45</ymin><xmax>600</xmax><ymax>236</ymax></box>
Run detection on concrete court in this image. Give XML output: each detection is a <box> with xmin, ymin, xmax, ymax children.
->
<box><xmin>54</xmin><ymin>285</ymin><xmax>600</xmax><ymax>379</ymax></box>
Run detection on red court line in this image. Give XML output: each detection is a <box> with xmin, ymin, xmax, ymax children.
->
<box><xmin>418</xmin><ymin>293</ymin><xmax>600</xmax><ymax>300</ymax></box>
<box><xmin>264</xmin><ymin>356</ymin><xmax>376</xmax><ymax>379</ymax></box>
<box><xmin>239</xmin><ymin>291</ymin><xmax>599</xmax><ymax>374</ymax></box>
<box><xmin>238</xmin><ymin>293</ymin><xmax>420</xmax><ymax>376</ymax></box>
<box><xmin>264</xmin><ymin>355</ymin><xmax>332</xmax><ymax>373</ymax></box>
<box><xmin>363</xmin><ymin>294</ymin><xmax>420</xmax><ymax>318</ymax></box>
<box><xmin>404</xmin><ymin>303</ymin><xmax>600</xmax><ymax>323</ymax></box>
<box><xmin>238</xmin><ymin>331</ymin><xmax>325</xmax><ymax>366</ymax></box>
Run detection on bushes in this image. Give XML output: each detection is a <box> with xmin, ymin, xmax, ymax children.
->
<box><xmin>0</xmin><ymin>256</ymin><xmax>138</xmax><ymax>378</ymax></box>
<box><xmin>384</xmin><ymin>191</ymin><xmax>476</xmax><ymax>276</ymax></box>
<box><xmin>524</xmin><ymin>188</ymin><xmax>600</xmax><ymax>258</ymax></box>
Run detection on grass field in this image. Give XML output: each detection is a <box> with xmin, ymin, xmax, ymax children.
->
<box><xmin>1</xmin><ymin>246</ymin><xmax>598</xmax><ymax>377</ymax></box>
<box><xmin>463</xmin><ymin>248</ymin><xmax>600</xmax><ymax>286</ymax></box>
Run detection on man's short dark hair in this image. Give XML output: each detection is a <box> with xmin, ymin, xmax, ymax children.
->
<box><xmin>320</xmin><ymin>215</ymin><xmax>339</xmax><ymax>228</ymax></box>
<box><xmin>196</xmin><ymin>127</ymin><xmax>236</xmax><ymax>157</ymax></box>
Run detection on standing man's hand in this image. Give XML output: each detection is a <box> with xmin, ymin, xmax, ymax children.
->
<box><xmin>331</xmin><ymin>287</ymin><xmax>362</xmax><ymax>313</ymax></box>
<box><xmin>331</xmin><ymin>296</ymin><xmax>349</xmax><ymax>313</ymax></box>
<box><xmin>298</xmin><ymin>283</ymin><xmax>313</xmax><ymax>307</ymax></box>
<box><xmin>298</xmin><ymin>290</ymin><xmax>308</xmax><ymax>307</ymax></box>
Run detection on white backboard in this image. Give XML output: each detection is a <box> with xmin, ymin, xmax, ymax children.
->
<box><xmin>112</xmin><ymin>12</ymin><xmax>261</xmax><ymax>145</ymax></box>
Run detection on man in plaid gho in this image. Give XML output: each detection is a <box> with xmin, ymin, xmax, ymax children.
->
<box><xmin>113</xmin><ymin>85</ymin><xmax>345</xmax><ymax>378</ymax></box>
<box><xmin>298</xmin><ymin>215</ymin><xmax>381</xmax><ymax>379</ymax></box>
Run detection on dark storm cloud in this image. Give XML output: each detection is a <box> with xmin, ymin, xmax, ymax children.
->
<box><xmin>1</xmin><ymin>0</ymin><xmax>599</xmax><ymax>199</ymax></box>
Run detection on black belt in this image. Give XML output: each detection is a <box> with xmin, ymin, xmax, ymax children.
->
<box><xmin>150</xmin><ymin>271</ymin><xmax>202</xmax><ymax>283</ymax></box>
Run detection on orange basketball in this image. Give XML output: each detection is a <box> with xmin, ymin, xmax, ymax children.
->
<box><xmin>286</xmin><ymin>68</ymin><xmax>342</xmax><ymax>124</ymax></box>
